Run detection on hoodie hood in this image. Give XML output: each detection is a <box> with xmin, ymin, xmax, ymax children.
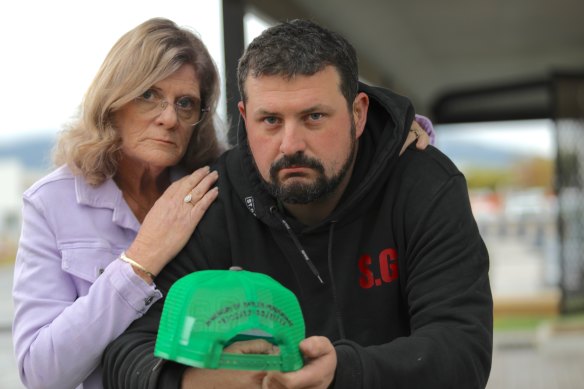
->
<box><xmin>229</xmin><ymin>81</ymin><xmax>415</xmax><ymax>230</ymax></box>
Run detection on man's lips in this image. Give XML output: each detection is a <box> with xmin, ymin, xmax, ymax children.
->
<box><xmin>283</xmin><ymin>165</ymin><xmax>305</xmax><ymax>171</ymax></box>
<box><xmin>278</xmin><ymin>166</ymin><xmax>312</xmax><ymax>178</ymax></box>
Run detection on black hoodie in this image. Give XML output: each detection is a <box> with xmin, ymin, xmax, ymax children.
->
<box><xmin>103</xmin><ymin>83</ymin><xmax>493</xmax><ymax>389</ymax></box>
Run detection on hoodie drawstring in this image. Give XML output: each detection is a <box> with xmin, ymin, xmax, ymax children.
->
<box><xmin>270</xmin><ymin>206</ymin><xmax>324</xmax><ymax>284</ymax></box>
<box><xmin>269</xmin><ymin>206</ymin><xmax>346</xmax><ymax>338</ymax></box>
<box><xmin>327</xmin><ymin>221</ymin><xmax>346</xmax><ymax>339</ymax></box>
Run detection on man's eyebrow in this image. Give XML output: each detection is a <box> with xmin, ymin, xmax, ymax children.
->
<box><xmin>299</xmin><ymin>104</ymin><xmax>331</xmax><ymax>115</ymax></box>
<box><xmin>252</xmin><ymin>104</ymin><xmax>333</xmax><ymax>117</ymax></box>
<box><xmin>254</xmin><ymin>108</ymin><xmax>279</xmax><ymax>116</ymax></box>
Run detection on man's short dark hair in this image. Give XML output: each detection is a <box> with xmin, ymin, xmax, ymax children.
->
<box><xmin>237</xmin><ymin>19</ymin><xmax>359</xmax><ymax>108</ymax></box>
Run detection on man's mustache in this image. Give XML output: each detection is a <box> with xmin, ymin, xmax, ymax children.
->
<box><xmin>270</xmin><ymin>153</ymin><xmax>325</xmax><ymax>177</ymax></box>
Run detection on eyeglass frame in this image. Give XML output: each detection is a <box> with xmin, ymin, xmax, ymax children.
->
<box><xmin>133</xmin><ymin>90</ymin><xmax>210</xmax><ymax>127</ymax></box>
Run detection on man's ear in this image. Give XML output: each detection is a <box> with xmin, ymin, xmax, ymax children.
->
<box><xmin>353</xmin><ymin>92</ymin><xmax>369</xmax><ymax>139</ymax></box>
<box><xmin>237</xmin><ymin>101</ymin><xmax>246</xmax><ymax>124</ymax></box>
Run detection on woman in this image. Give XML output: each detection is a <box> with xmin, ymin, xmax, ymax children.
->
<box><xmin>12</xmin><ymin>18</ymin><xmax>222</xmax><ymax>389</ymax></box>
<box><xmin>12</xmin><ymin>17</ymin><xmax>432</xmax><ymax>389</ymax></box>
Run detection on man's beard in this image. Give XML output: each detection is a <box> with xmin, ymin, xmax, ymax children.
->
<box><xmin>260</xmin><ymin>121</ymin><xmax>357</xmax><ymax>204</ymax></box>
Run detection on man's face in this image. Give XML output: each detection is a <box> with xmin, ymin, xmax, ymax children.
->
<box><xmin>238</xmin><ymin>66</ymin><xmax>367</xmax><ymax>204</ymax></box>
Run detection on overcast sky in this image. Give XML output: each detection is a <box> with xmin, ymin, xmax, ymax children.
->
<box><xmin>0</xmin><ymin>1</ymin><xmax>552</xmax><ymax>157</ymax></box>
<box><xmin>435</xmin><ymin>120</ymin><xmax>555</xmax><ymax>158</ymax></box>
<box><xmin>0</xmin><ymin>0</ymin><xmax>225</xmax><ymax>142</ymax></box>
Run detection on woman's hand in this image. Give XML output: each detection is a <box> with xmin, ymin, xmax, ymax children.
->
<box><xmin>125</xmin><ymin>166</ymin><xmax>219</xmax><ymax>282</ymax></box>
<box><xmin>400</xmin><ymin>119</ymin><xmax>431</xmax><ymax>156</ymax></box>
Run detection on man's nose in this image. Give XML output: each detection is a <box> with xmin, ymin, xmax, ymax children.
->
<box><xmin>279</xmin><ymin>122</ymin><xmax>306</xmax><ymax>155</ymax></box>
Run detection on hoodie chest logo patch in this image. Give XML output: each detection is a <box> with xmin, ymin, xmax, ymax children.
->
<box><xmin>245</xmin><ymin>196</ymin><xmax>256</xmax><ymax>216</ymax></box>
<box><xmin>358</xmin><ymin>248</ymin><xmax>399</xmax><ymax>289</ymax></box>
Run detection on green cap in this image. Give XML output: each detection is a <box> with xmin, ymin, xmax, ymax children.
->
<box><xmin>154</xmin><ymin>267</ymin><xmax>305</xmax><ymax>371</ymax></box>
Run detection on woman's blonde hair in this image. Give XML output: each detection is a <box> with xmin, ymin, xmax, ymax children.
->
<box><xmin>53</xmin><ymin>17</ymin><xmax>222</xmax><ymax>185</ymax></box>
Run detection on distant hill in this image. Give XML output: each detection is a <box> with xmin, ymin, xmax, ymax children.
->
<box><xmin>0</xmin><ymin>134</ymin><xmax>56</xmax><ymax>171</ymax></box>
<box><xmin>0</xmin><ymin>131</ymin><xmax>547</xmax><ymax>174</ymax></box>
<box><xmin>436</xmin><ymin>139</ymin><xmax>523</xmax><ymax>170</ymax></box>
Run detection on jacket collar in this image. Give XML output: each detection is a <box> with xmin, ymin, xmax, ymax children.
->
<box><xmin>72</xmin><ymin>166</ymin><xmax>187</xmax><ymax>232</ymax></box>
<box><xmin>74</xmin><ymin>173</ymin><xmax>140</xmax><ymax>231</ymax></box>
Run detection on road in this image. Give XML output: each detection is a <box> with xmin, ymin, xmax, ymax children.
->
<box><xmin>0</xmin><ymin>264</ymin><xmax>24</xmax><ymax>389</ymax></box>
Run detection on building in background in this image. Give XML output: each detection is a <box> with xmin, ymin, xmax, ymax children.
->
<box><xmin>0</xmin><ymin>160</ymin><xmax>22</xmax><ymax>242</ymax></box>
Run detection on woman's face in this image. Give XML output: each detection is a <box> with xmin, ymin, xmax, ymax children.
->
<box><xmin>115</xmin><ymin>63</ymin><xmax>202</xmax><ymax>170</ymax></box>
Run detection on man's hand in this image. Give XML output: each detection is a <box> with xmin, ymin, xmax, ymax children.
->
<box><xmin>261</xmin><ymin>336</ymin><xmax>337</xmax><ymax>389</ymax></box>
<box><xmin>224</xmin><ymin>338</ymin><xmax>280</xmax><ymax>355</ymax></box>
<box><xmin>182</xmin><ymin>367</ymin><xmax>267</xmax><ymax>389</ymax></box>
<box><xmin>181</xmin><ymin>339</ymin><xmax>278</xmax><ymax>389</ymax></box>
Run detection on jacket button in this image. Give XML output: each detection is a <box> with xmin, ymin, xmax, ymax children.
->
<box><xmin>145</xmin><ymin>296</ymin><xmax>154</xmax><ymax>305</ymax></box>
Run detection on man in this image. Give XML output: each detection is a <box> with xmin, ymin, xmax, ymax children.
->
<box><xmin>103</xmin><ymin>19</ymin><xmax>492</xmax><ymax>389</ymax></box>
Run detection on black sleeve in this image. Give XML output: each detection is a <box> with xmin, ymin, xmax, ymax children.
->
<box><xmin>101</xmin><ymin>296</ymin><xmax>185</xmax><ymax>389</ymax></box>
<box><xmin>333</xmin><ymin>161</ymin><xmax>493</xmax><ymax>389</ymax></box>
<box><xmin>102</xmin><ymin>234</ymin><xmax>217</xmax><ymax>389</ymax></box>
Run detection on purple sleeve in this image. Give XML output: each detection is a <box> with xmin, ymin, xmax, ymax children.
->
<box><xmin>414</xmin><ymin>114</ymin><xmax>436</xmax><ymax>145</ymax></box>
<box><xmin>12</xmin><ymin>194</ymin><xmax>162</xmax><ymax>389</ymax></box>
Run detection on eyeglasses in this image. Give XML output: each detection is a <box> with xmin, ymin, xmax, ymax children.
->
<box><xmin>133</xmin><ymin>89</ymin><xmax>210</xmax><ymax>127</ymax></box>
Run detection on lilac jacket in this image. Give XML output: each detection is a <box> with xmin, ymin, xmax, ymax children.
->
<box><xmin>12</xmin><ymin>165</ymin><xmax>163</xmax><ymax>389</ymax></box>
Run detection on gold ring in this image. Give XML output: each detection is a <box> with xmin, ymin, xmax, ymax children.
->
<box><xmin>183</xmin><ymin>193</ymin><xmax>193</xmax><ymax>203</ymax></box>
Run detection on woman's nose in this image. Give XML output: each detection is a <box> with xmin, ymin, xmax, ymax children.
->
<box><xmin>155</xmin><ymin>101</ymin><xmax>179</xmax><ymax>127</ymax></box>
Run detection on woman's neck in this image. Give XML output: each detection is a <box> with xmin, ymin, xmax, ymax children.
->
<box><xmin>115</xmin><ymin>159</ymin><xmax>171</xmax><ymax>223</ymax></box>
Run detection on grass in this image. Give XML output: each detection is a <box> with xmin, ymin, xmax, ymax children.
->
<box><xmin>494</xmin><ymin>315</ymin><xmax>551</xmax><ymax>331</ymax></box>
<box><xmin>0</xmin><ymin>241</ymin><xmax>17</xmax><ymax>266</ymax></box>
<box><xmin>494</xmin><ymin>312</ymin><xmax>584</xmax><ymax>332</ymax></box>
